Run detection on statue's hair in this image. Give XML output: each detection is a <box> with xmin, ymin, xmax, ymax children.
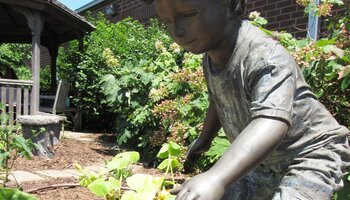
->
<box><xmin>142</xmin><ymin>0</ymin><xmax>246</xmax><ymax>17</ymax></box>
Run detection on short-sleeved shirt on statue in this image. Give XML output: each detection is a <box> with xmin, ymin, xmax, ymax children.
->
<box><xmin>203</xmin><ymin>21</ymin><xmax>350</xmax><ymax>199</ymax></box>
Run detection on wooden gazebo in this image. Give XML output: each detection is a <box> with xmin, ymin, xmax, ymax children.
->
<box><xmin>0</xmin><ymin>0</ymin><xmax>95</xmax><ymax>124</ymax></box>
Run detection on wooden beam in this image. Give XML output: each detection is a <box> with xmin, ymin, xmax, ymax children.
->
<box><xmin>15</xmin><ymin>7</ymin><xmax>44</xmax><ymax>115</ymax></box>
<box><xmin>48</xmin><ymin>43</ymin><xmax>59</xmax><ymax>93</ymax></box>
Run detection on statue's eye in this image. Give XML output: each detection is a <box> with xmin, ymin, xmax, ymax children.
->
<box><xmin>183</xmin><ymin>11</ymin><xmax>199</xmax><ymax>18</ymax></box>
<box><xmin>160</xmin><ymin>19</ymin><xmax>171</xmax><ymax>25</ymax></box>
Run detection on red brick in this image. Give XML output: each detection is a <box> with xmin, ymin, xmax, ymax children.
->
<box><xmin>292</xmin><ymin>11</ymin><xmax>306</xmax><ymax>18</ymax></box>
<box><xmin>254</xmin><ymin>0</ymin><xmax>268</xmax><ymax>7</ymax></box>
<box><xmin>280</xmin><ymin>19</ymin><xmax>295</xmax><ymax>28</ymax></box>
<box><xmin>263</xmin><ymin>4</ymin><xmax>277</xmax><ymax>11</ymax></box>
<box><xmin>281</xmin><ymin>5</ymin><xmax>297</xmax><ymax>13</ymax></box>
<box><xmin>266</xmin><ymin>9</ymin><xmax>281</xmax><ymax>17</ymax></box>
<box><xmin>279</xmin><ymin>13</ymin><xmax>291</xmax><ymax>21</ymax></box>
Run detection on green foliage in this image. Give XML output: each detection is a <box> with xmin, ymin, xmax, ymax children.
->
<box><xmin>0</xmin><ymin>104</ymin><xmax>36</xmax><ymax>199</ymax></box>
<box><xmin>0</xmin><ymin>104</ymin><xmax>35</xmax><ymax>186</ymax></box>
<box><xmin>58</xmin><ymin>14</ymin><xmax>173</xmax><ymax>131</ymax></box>
<box><xmin>205</xmin><ymin>131</ymin><xmax>230</xmax><ymax>163</ymax></box>
<box><xmin>0</xmin><ymin>188</ymin><xmax>38</xmax><ymax>200</ymax></box>
<box><xmin>0</xmin><ymin>44</ymin><xmax>31</xmax><ymax>80</ymax></box>
<box><xmin>75</xmin><ymin>146</ymin><xmax>180</xmax><ymax>200</ymax></box>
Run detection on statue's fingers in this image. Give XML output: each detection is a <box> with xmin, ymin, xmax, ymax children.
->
<box><xmin>170</xmin><ymin>185</ymin><xmax>182</xmax><ymax>195</ymax></box>
<box><xmin>175</xmin><ymin>187</ymin><xmax>190</xmax><ymax>200</ymax></box>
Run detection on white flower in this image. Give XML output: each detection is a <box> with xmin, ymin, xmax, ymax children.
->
<box><xmin>249</xmin><ymin>11</ymin><xmax>261</xmax><ymax>20</ymax></box>
<box><xmin>170</xmin><ymin>42</ymin><xmax>181</xmax><ymax>53</ymax></box>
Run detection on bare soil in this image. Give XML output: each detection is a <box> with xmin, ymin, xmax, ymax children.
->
<box><xmin>12</xmin><ymin>132</ymin><xmax>185</xmax><ymax>200</ymax></box>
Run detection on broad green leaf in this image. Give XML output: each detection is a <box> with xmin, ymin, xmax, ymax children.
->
<box><xmin>13</xmin><ymin>135</ymin><xmax>33</xmax><ymax>157</ymax></box>
<box><xmin>0</xmin><ymin>188</ymin><xmax>38</xmax><ymax>200</ymax></box>
<box><xmin>169</xmin><ymin>159</ymin><xmax>180</xmax><ymax>169</ymax></box>
<box><xmin>126</xmin><ymin>173</ymin><xmax>163</xmax><ymax>192</ymax></box>
<box><xmin>168</xmin><ymin>142</ymin><xmax>181</xmax><ymax>157</ymax></box>
<box><xmin>158</xmin><ymin>159</ymin><xmax>179</xmax><ymax>171</ymax></box>
<box><xmin>121</xmin><ymin>191</ymin><xmax>137</xmax><ymax>200</ymax></box>
<box><xmin>157</xmin><ymin>159</ymin><xmax>169</xmax><ymax>171</ymax></box>
<box><xmin>107</xmin><ymin>157</ymin><xmax>129</xmax><ymax>170</ymax></box>
<box><xmin>157</xmin><ymin>143</ymin><xmax>169</xmax><ymax>159</ymax></box>
<box><xmin>88</xmin><ymin>177</ymin><xmax>117</xmax><ymax>197</ymax></box>
<box><xmin>113</xmin><ymin>151</ymin><xmax>140</xmax><ymax>163</ymax></box>
<box><xmin>206</xmin><ymin>136</ymin><xmax>230</xmax><ymax>162</ymax></box>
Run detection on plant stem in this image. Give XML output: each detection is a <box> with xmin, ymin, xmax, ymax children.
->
<box><xmin>118</xmin><ymin>174</ymin><xmax>123</xmax><ymax>200</ymax></box>
<box><xmin>4</xmin><ymin>127</ymin><xmax>9</xmax><ymax>187</ymax></box>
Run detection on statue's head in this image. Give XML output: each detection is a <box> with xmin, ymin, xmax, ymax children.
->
<box><xmin>143</xmin><ymin>0</ymin><xmax>246</xmax><ymax>18</ymax></box>
<box><xmin>144</xmin><ymin>0</ymin><xmax>245</xmax><ymax>54</ymax></box>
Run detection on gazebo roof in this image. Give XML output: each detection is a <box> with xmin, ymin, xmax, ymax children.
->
<box><xmin>0</xmin><ymin>0</ymin><xmax>95</xmax><ymax>46</ymax></box>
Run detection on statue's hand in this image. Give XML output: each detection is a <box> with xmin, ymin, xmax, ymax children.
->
<box><xmin>185</xmin><ymin>138</ymin><xmax>211</xmax><ymax>162</ymax></box>
<box><xmin>170</xmin><ymin>172</ymin><xmax>225</xmax><ymax>200</ymax></box>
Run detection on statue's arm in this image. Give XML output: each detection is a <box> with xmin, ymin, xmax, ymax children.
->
<box><xmin>173</xmin><ymin>117</ymin><xmax>288</xmax><ymax>200</ymax></box>
<box><xmin>208</xmin><ymin>117</ymin><xmax>288</xmax><ymax>187</ymax></box>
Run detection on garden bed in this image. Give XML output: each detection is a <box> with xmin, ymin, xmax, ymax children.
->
<box><xmin>11</xmin><ymin>132</ymin><xmax>182</xmax><ymax>200</ymax></box>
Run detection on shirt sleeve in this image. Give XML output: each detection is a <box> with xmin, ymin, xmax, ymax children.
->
<box><xmin>246</xmin><ymin>63</ymin><xmax>296</xmax><ymax>127</ymax></box>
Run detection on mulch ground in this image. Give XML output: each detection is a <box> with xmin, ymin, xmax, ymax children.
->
<box><xmin>12</xmin><ymin>132</ymin><xmax>186</xmax><ymax>200</ymax></box>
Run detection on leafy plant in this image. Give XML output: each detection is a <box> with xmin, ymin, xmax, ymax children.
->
<box><xmin>75</xmin><ymin>143</ymin><xmax>182</xmax><ymax>200</ymax></box>
<box><xmin>0</xmin><ymin>188</ymin><xmax>38</xmax><ymax>200</ymax></box>
<box><xmin>157</xmin><ymin>142</ymin><xmax>182</xmax><ymax>185</ymax></box>
<box><xmin>0</xmin><ymin>44</ymin><xmax>31</xmax><ymax>80</ymax></box>
<box><xmin>0</xmin><ymin>103</ymin><xmax>38</xmax><ymax>199</ymax></box>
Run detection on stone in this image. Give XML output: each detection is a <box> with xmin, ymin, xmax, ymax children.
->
<box><xmin>18</xmin><ymin>115</ymin><xmax>63</xmax><ymax>158</ymax></box>
<box><xmin>35</xmin><ymin>170</ymin><xmax>77</xmax><ymax>178</ymax></box>
<box><xmin>9</xmin><ymin>171</ymin><xmax>44</xmax><ymax>183</ymax></box>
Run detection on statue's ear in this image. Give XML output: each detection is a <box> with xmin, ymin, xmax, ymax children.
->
<box><xmin>226</xmin><ymin>0</ymin><xmax>245</xmax><ymax>19</ymax></box>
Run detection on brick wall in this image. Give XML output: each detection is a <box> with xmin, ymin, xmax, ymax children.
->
<box><xmin>84</xmin><ymin>0</ymin><xmax>309</xmax><ymax>37</ymax></box>
<box><xmin>80</xmin><ymin>0</ymin><xmax>349</xmax><ymax>38</ymax></box>
<box><xmin>247</xmin><ymin>0</ymin><xmax>308</xmax><ymax>38</ymax></box>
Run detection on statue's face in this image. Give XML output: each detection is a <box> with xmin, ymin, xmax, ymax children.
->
<box><xmin>155</xmin><ymin>0</ymin><xmax>232</xmax><ymax>54</ymax></box>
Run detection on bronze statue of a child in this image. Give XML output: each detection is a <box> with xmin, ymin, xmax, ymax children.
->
<box><xmin>144</xmin><ymin>0</ymin><xmax>350</xmax><ymax>199</ymax></box>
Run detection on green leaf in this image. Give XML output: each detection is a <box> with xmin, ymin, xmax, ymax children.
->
<box><xmin>121</xmin><ymin>191</ymin><xmax>137</xmax><ymax>200</ymax></box>
<box><xmin>126</xmin><ymin>174</ymin><xmax>163</xmax><ymax>196</ymax></box>
<box><xmin>323</xmin><ymin>45</ymin><xmax>344</xmax><ymax>58</ymax></box>
<box><xmin>157</xmin><ymin>158</ymin><xmax>179</xmax><ymax>171</ymax></box>
<box><xmin>168</xmin><ymin>141</ymin><xmax>181</xmax><ymax>157</ymax></box>
<box><xmin>88</xmin><ymin>177</ymin><xmax>119</xmax><ymax>198</ymax></box>
<box><xmin>169</xmin><ymin>158</ymin><xmax>180</xmax><ymax>169</ymax></box>
<box><xmin>0</xmin><ymin>188</ymin><xmax>38</xmax><ymax>200</ymax></box>
<box><xmin>0</xmin><ymin>152</ymin><xmax>10</xmax><ymax>167</ymax></box>
<box><xmin>157</xmin><ymin>143</ymin><xmax>169</xmax><ymax>159</ymax></box>
<box><xmin>341</xmin><ymin>77</ymin><xmax>350</xmax><ymax>91</ymax></box>
<box><xmin>157</xmin><ymin>159</ymin><xmax>169</xmax><ymax>170</ymax></box>
<box><xmin>206</xmin><ymin>136</ymin><xmax>230</xmax><ymax>162</ymax></box>
<box><xmin>315</xmin><ymin>38</ymin><xmax>336</xmax><ymax>47</ymax></box>
<box><xmin>113</xmin><ymin>151</ymin><xmax>140</xmax><ymax>164</ymax></box>
<box><xmin>13</xmin><ymin>135</ymin><xmax>33</xmax><ymax>157</ymax></box>
<box><xmin>107</xmin><ymin>157</ymin><xmax>129</xmax><ymax>170</ymax></box>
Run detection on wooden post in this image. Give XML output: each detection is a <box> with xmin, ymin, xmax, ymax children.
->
<box><xmin>16</xmin><ymin>8</ymin><xmax>44</xmax><ymax>115</ymax></box>
<box><xmin>307</xmin><ymin>0</ymin><xmax>320</xmax><ymax>40</ymax></box>
<box><xmin>48</xmin><ymin>44</ymin><xmax>59</xmax><ymax>94</ymax></box>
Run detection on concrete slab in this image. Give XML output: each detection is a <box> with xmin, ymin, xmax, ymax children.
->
<box><xmin>9</xmin><ymin>171</ymin><xmax>45</xmax><ymax>183</ymax></box>
<box><xmin>62</xmin><ymin>169</ymin><xmax>80</xmax><ymax>177</ymax></box>
<box><xmin>60</xmin><ymin>131</ymin><xmax>96</xmax><ymax>142</ymax></box>
<box><xmin>85</xmin><ymin>164</ymin><xmax>106</xmax><ymax>172</ymax></box>
<box><xmin>35</xmin><ymin>170</ymin><xmax>76</xmax><ymax>178</ymax></box>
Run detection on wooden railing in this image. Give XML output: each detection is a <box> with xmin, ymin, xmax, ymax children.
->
<box><xmin>0</xmin><ymin>78</ymin><xmax>33</xmax><ymax>125</ymax></box>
